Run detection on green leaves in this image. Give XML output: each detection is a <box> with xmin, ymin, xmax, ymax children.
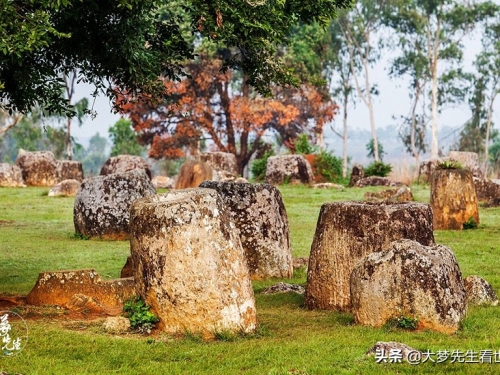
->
<box><xmin>1</xmin><ymin>0</ymin><xmax>351</xmax><ymax>115</ymax></box>
<box><xmin>123</xmin><ymin>296</ymin><xmax>159</xmax><ymax>334</ymax></box>
<box><xmin>108</xmin><ymin>118</ymin><xmax>145</xmax><ymax>157</ymax></box>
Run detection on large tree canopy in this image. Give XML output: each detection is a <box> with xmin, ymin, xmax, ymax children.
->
<box><xmin>0</xmin><ymin>0</ymin><xmax>352</xmax><ymax>116</ymax></box>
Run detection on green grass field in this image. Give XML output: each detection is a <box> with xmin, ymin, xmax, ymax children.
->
<box><xmin>1</xmin><ymin>184</ymin><xmax>500</xmax><ymax>374</ymax></box>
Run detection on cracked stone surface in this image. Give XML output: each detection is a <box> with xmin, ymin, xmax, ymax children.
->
<box><xmin>200</xmin><ymin>181</ymin><xmax>293</xmax><ymax>280</ymax></box>
<box><xmin>130</xmin><ymin>188</ymin><xmax>257</xmax><ymax>338</ymax></box>
<box><xmin>351</xmin><ymin>239</ymin><xmax>467</xmax><ymax>334</ymax></box>
<box><xmin>73</xmin><ymin>169</ymin><xmax>156</xmax><ymax>239</ymax></box>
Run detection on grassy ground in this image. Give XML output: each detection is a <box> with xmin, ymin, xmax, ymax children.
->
<box><xmin>1</xmin><ymin>185</ymin><xmax>500</xmax><ymax>374</ymax></box>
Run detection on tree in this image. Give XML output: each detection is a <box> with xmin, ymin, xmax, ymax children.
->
<box><xmin>366</xmin><ymin>138</ymin><xmax>385</xmax><ymax>161</ymax></box>
<box><xmin>384</xmin><ymin>3</ymin><xmax>430</xmax><ymax>166</ymax></box>
<box><xmin>384</xmin><ymin>0</ymin><xmax>500</xmax><ymax>159</ymax></box>
<box><xmin>336</xmin><ymin>1</ymin><xmax>387</xmax><ymax>162</ymax></box>
<box><xmin>60</xmin><ymin>70</ymin><xmax>88</xmax><ymax>160</ymax></box>
<box><xmin>120</xmin><ymin>50</ymin><xmax>336</xmax><ymax>174</ymax></box>
<box><xmin>472</xmin><ymin>16</ymin><xmax>500</xmax><ymax>175</ymax></box>
<box><xmin>74</xmin><ymin>132</ymin><xmax>109</xmax><ymax>176</ymax></box>
<box><xmin>0</xmin><ymin>110</ymin><xmax>78</xmax><ymax>161</ymax></box>
<box><xmin>109</xmin><ymin>118</ymin><xmax>145</xmax><ymax>157</ymax></box>
<box><xmin>327</xmin><ymin>20</ymin><xmax>356</xmax><ymax>178</ymax></box>
<box><xmin>1</xmin><ymin>0</ymin><xmax>352</xmax><ymax>116</ymax></box>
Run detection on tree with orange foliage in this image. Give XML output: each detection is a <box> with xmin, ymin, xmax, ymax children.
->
<box><xmin>119</xmin><ymin>50</ymin><xmax>337</xmax><ymax>175</ymax></box>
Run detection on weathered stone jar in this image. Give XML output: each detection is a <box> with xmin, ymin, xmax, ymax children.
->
<box><xmin>430</xmin><ymin>168</ymin><xmax>479</xmax><ymax>230</ymax></box>
<box><xmin>350</xmin><ymin>239</ymin><xmax>467</xmax><ymax>334</ymax></box>
<box><xmin>199</xmin><ymin>181</ymin><xmax>293</xmax><ymax>280</ymax></box>
<box><xmin>73</xmin><ymin>169</ymin><xmax>156</xmax><ymax>239</ymax></box>
<box><xmin>305</xmin><ymin>201</ymin><xmax>435</xmax><ymax>311</ymax></box>
<box><xmin>129</xmin><ymin>188</ymin><xmax>257</xmax><ymax>338</ymax></box>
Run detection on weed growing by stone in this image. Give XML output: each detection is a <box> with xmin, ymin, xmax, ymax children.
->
<box><xmin>397</xmin><ymin>315</ymin><xmax>419</xmax><ymax>330</ymax></box>
<box><xmin>364</xmin><ymin>161</ymin><xmax>393</xmax><ymax>177</ymax></box>
<box><xmin>437</xmin><ymin>159</ymin><xmax>463</xmax><ymax>170</ymax></box>
<box><xmin>463</xmin><ymin>216</ymin><xmax>478</xmax><ymax>230</ymax></box>
<box><xmin>71</xmin><ymin>232</ymin><xmax>90</xmax><ymax>240</ymax></box>
<box><xmin>123</xmin><ymin>296</ymin><xmax>159</xmax><ymax>334</ymax></box>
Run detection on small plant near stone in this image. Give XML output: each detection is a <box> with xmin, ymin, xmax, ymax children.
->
<box><xmin>71</xmin><ymin>232</ymin><xmax>90</xmax><ymax>240</ymax></box>
<box><xmin>364</xmin><ymin>161</ymin><xmax>393</xmax><ymax>177</ymax></box>
<box><xmin>397</xmin><ymin>315</ymin><xmax>419</xmax><ymax>330</ymax></box>
<box><xmin>213</xmin><ymin>329</ymin><xmax>238</xmax><ymax>342</ymax></box>
<box><xmin>123</xmin><ymin>296</ymin><xmax>159</xmax><ymax>334</ymax></box>
<box><xmin>436</xmin><ymin>159</ymin><xmax>463</xmax><ymax>170</ymax></box>
<box><xmin>463</xmin><ymin>216</ymin><xmax>478</xmax><ymax>230</ymax></box>
<box><xmin>250</xmin><ymin>149</ymin><xmax>275</xmax><ymax>181</ymax></box>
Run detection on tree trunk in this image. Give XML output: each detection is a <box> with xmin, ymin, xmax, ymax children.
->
<box><xmin>342</xmin><ymin>90</ymin><xmax>349</xmax><ymax>178</ymax></box>
<box><xmin>410</xmin><ymin>82</ymin><xmax>421</xmax><ymax>166</ymax></box>
<box><xmin>430</xmin><ymin>63</ymin><xmax>439</xmax><ymax>159</ymax></box>
<box><xmin>363</xmin><ymin>45</ymin><xmax>378</xmax><ymax>162</ymax></box>
<box><xmin>66</xmin><ymin>117</ymin><xmax>72</xmax><ymax>160</ymax></box>
<box><xmin>483</xmin><ymin>92</ymin><xmax>497</xmax><ymax>177</ymax></box>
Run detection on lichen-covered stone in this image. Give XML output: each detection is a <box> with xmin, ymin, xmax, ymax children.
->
<box><xmin>74</xmin><ymin>169</ymin><xmax>156</xmax><ymax>239</ymax></box>
<box><xmin>262</xmin><ymin>283</ymin><xmax>305</xmax><ymax>295</ymax></box>
<box><xmin>15</xmin><ymin>150</ymin><xmax>58</xmax><ymax>186</ymax></box>
<box><xmin>348</xmin><ymin>164</ymin><xmax>364</xmax><ymax>187</ymax></box>
<box><xmin>200</xmin><ymin>181</ymin><xmax>293</xmax><ymax>280</ymax></box>
<box><xmin>265</xmin><ymin>155</ymin><xmax>314</xmax><ymax>185</ymax></box>
<box><xmin>350</xmin><ymin>239</ymin><xmax>467</xmax><ymax>334</ymax></box>
<box><xmin>120</xmin><ymin>256</ymin><xmax>134</xmax><ymax>278</ymax></box>
<box><xmin>151</xmin><ymin>175</ymin><xmax>174</xmax><ymax>189</ymax></box>
<box><xmin>312</xmin><ymin>183</ymin><xmax>344</xmax><ymax>189</ymax></box>
<box><xmin>464</xmin><ymin>275</ymin><xmax>499</xmax><ymax>306</ymax></box>
<box><xmin>100</xmin><ymin>155</ymin><xmax>152</xmax><ymax>180</ymax></box>
<box><xmin>0</xmin><ymin>163</ymin><xmax>25</xmax><ymax>187</ymax></box>
<box><xmin>430</xmin><ymin>169</ymin><xmax>479</xmax><ymax>230</ymax></box>
<box><xmin>200</xmin><ymin>152</ymin><xmax>239</xmax><ymax>175</ymax></box>
<box><xmin>130</xmin><ymin>188</ymin><xmax>257</xmax><ymax>338</ymax></box>
<box><xmin>175</xmin><ymin>159</ymin><xmax>213</xmax><ymax>189</ymax></box>
<box><xmin>364</xmin><ymin>187</ymin><xmax>414</xmax><ymax>203</ymax></box>
<box><xmin>474</xmin><ymin>178</ymin><xmax>500</xmax><ymax>205</ymax></box>
<box><xmin>26</xmin><ymin>269</ymin><xmax>136</xmax><ymax>312</ymax></box>
<box><xmin>102</xmin><ymin>316</ymin><xmax>131</xmax><ymax>333</ymax></box>
<box><xmin>57</xmin><ymin>160</ymin><xmax>84</xmax><ymax>182</ymax></box>
<box><xmin>448</xmin><ymin>151</ymin><xmax>483</xmax><ymax>178</ymax></box>
<box><xmin>48</xmin><ymin>179</ymin><xmax>81</xmax><ymax>197</ymax></box>
<box><xmin>418</xmin><ymin>159</ymin><xmax>441</xmax><ymax>184</ymax></box>
<box><xmin>354</xmin><ymin>176</ymin><xmax>403</xmax><ymax>187</ymax></box>
<box><xmin>305</xmin><ymin>202</ymin><xmax>434</xmax><ymax>311</ymax></box>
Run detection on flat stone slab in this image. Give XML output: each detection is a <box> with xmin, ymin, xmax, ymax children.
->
<box><xmin>26</xmin><ymin>269</ymin><xmax>136</xmax><ymax>313</ymax></box>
